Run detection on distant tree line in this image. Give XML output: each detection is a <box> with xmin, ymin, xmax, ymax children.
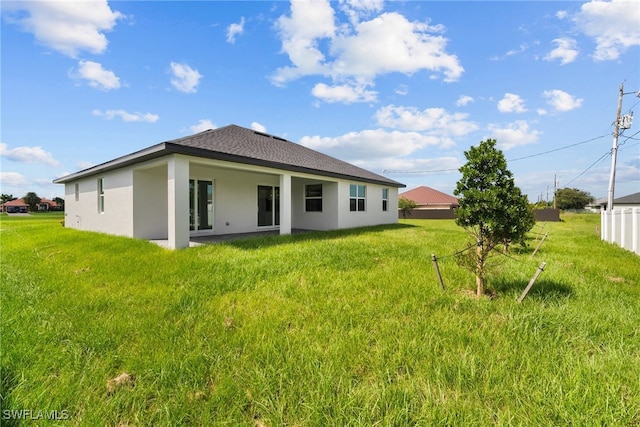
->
<box><xmin>554</xmin><ymin>188</ymin><xmax>594</xmax><ymax>210</ymax></box>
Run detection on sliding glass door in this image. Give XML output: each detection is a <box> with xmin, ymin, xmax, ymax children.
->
<box><xmin>257</xmin><ymin>185</ymin><xmax>280</xmax><ymax>227</ymax></box>
<box><xmin>190</xmin><ymin>179</ymin><xmax>213</xmax><ymax>231</ymax></box>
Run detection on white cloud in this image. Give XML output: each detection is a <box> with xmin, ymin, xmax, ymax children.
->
<box><xmin>272</xmin><ymin>0</ymin><xmax>336</xmax><ymax>85</ymax></box>
<box><xmin>301</xmin><ymin>128</ymin><xmax>441</xmax><ymax>161</ymax></box>
<box><xmin>456</xmin><ymin>95</ymin><xmax>474</xmax><ymax>107</ymax></box>
<box><xmin>394</xmin><ymin>84</ymin><xmax>409</xmax><ymax>96</ymax></box>
<box><xmin>226</xmin><ymin>17</ymin><xmax>245</xmax><ymax>44</ymax></box>
<box><xmin>506</xmin><ymin>43</ymin><xmax>528</xmax><ymax>57</ymax></box>
<box><xmin>272</xmin><ymin>1</ymin><xmax>463</xmax><ymax>103</ymax></box>
<box><xmin>542</xmin><ymin>89</ymin><xmax>584</xmax><ymax>112</ymax></box>
<box><xmin>0</xmin><ymin>143</ymin><xmax>60</xmax><ymax>167</ymax></box>
<box><xmin>92</xmin><ymin>109</ymin><xmax>159</xmax><ymax>123</ymax></box>
<box><xmin>544</xmin><ymin>37</ymin><xmax>579</xmax><ymax>65</ymax></box>
<box><xmin>311</xmin><ymin>82</ymin><xmax>377</xmax><ymax>103</ymax></box>
<box><xmin>170</xmin><ymin>62</ymin><xmax>202</xmax><ymax>93</ymax></box>
<box><xmin>72</xmin><ymin>60</ymin><xmax>120</xmax><ymax>90</ymax></box>
<box><xmin>0</xmin><ymin>172</ymin><xmax>28</xmax><ymax>187</ymax></box>
<box><xmin>491</xmin><ymin>43</ymin><xmax>529</xmax><ymax>61</ymax></box>
<box><xmin>556</xmin><ymin>10</ymin><xmax>569</xmax><ymax>20</ymax></box>
<box><xmin>375</xmin><ymin>105</ymin><xmax>478</xmax><ymax>139</ymax></box>
<box><xmin>487</xmin><ymin>120</ymin><xmax>541</xmax><ymax>150</ymax></box>
<box><xmin>339</xmin><ymin>0</ymin><xmax>384</xmax><ymax>25</ymax></box>
<box><xmin>497</xmin><ymin>93</ymin><xmax>527</xmax><ymax>113</ymax></box>
<box><xmin>76</xmin><ymin>161</ymin><xmax>96</xmax><ymax>170</ymax></box>
<box><xmin>574</xmin><ymin>0</ymin><xmax>640</xmax><ymax>61</ymax></box>
<box><xmin>2</xmin><ymin>0</ymin><xmax>123</xmax><ymax>58</ymax></box>
<box><xmin>189</xmin><ymin>119</ymin><xmax>217</xmax><ymax>133</ymax></box>
<box><xmin>330</xmin><ymin>12</ymin><xmax>462</xmax><ymax>82</ymax></box>
<box><xmin>250</xmin><ymin>122</ymin><xmax>267</xmax><ymax>132</ymax></box>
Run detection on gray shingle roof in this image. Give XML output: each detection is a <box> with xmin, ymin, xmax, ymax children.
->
<box><xmin>614</xmin><ymin>192</ymin><xmax>640</xmax><ymax>204</ymax></box>
<box><xmin>54</xmin><ymin>124</ymin><xmax>404</xmax><ymax>187</ymax></box>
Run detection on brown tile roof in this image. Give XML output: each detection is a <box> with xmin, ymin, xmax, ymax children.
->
<box><xmin>0</xmin><ymin>199</ymin><xmax>28</xmax><ymax>207</ymax></box>
<box><xmin>54</xmin><ymin>124</ymin><xmax>404</xmax><ymax>187</ymax></box>
<box><xmin>399</xmin><ymin>186</ymin><xmax>459</xmax><ymax>207</ymax></box>
<box><xmin>0</xmin><ymin>198</ymin><xmax>59</xmax><ymax>208</ymax></box>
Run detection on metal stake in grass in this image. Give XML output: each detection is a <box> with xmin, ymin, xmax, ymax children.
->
<box><xmin>518</xmin><ymin>262</ymin><xmax>547</xmax><ymax>303</ymax></box>
<box><xmin>531</xmin><ymin>231</ymin><xmax>549</xmax><ymax>258</ymax></box>
<box><xmin>431</xmin><ymin>254</ymin><xmax>445</xmax><ymax>292</ymax></box>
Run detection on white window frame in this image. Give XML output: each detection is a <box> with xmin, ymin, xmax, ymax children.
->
<box><xmin>97</xmin><ymin>178</ymin><xmax>105</xmax><ymax>213</ymax></box>
<box><xmin>382</xmin><ymin>188</ymin><xmax>389</xmax><ymax>211</ymax></box>
<box><xmin>349</xmin><ymin>184</ymin><xmax>366</xmax><ymax>212</ymax></box>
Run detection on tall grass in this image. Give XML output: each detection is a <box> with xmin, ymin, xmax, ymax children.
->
<box><xmin>1</xmin><ymin>213</ymin><xmax>638</xmax><ymax>425</ymax></box>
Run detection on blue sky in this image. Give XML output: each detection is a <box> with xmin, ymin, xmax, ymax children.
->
<box><xmin>2</xmin><ymin>0</ymin><xmax>639</xmax><ymax>203</ymax></box>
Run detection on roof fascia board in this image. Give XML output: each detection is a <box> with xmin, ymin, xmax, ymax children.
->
<box><xmin>53</xmin><ymin>143</ymin><xmax>173</xmax><ymax>183</ymax></box>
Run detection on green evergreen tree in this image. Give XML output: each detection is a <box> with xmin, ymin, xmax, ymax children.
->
<box><xmin>454</xmin><ymin>139</ymin><xmax>535</xmax><ymax>297</ymax></box>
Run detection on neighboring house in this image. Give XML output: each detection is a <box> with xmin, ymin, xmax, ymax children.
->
<box><xmin>53</xmin><ymin>124</ymin><xmax>405</xmax><ymax>249</ymax></box>
<box><xmin>0</xmin><ymin>198</ymin><xmax>59</xmax><ymax>213</ymax></box>
<box><xmin>37</xmin><ymin>198</ymin><xmax>61</xmax><ymax>211</ymax></box>
<box><xmin>399</xmin><ymin>186</ymin><xmax>459</xmax><ymax>210</ymax></box>
<box><xmin>0</xmin><ymin>199</ymin><xmax>28</xmax><ymax>213</ymax></box>
<box><xmin>594</xmin><ymin>192</ymin><xmax>640</xmax><ymax>211</ymax></box>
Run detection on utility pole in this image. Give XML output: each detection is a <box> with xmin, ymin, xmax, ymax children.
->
<box><xmin>607</xmin><ymin>82</ymin><xmax>625</xmax><ymax>212</ymax></box>
<box><xmin>553</xmin><ymin>174</ymin><xmax>558</xmax><ymax>209</ymax></box>
<box><xmin>546</xmin><ymin>186</ymin><xmax>549</xmax><ymax>205</ymax></box>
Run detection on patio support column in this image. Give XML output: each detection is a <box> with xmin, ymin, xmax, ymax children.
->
<box><xmin>167</xmin><ymin>155</ymin><xmax>190</xmax><ymax>249</ymax></box>
<box><xmin>280</xmin><ymin>173</ymin><xmax>292</xmax><ymax>235</ymax></box>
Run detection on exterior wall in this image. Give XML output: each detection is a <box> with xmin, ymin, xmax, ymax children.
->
<box><xmin>190</xmin><ymin>163</ymin><xmax>280</xmax><ymax>235</ymax></box>
<box><xmin>63</xmin><ymin>167</ymin><xmax>134</xmax><ymax>237</ymax></box>
<box><xmin>61</xmin><ymin>154</ymin><xmax>401</xmax><ymax>244</ymax></box>
<box><xmin>133</xmin><ymin>165</ymin><xmax>168</xmax><ymax>239</ymax></box>
<box><xmin>291</xmin><ymin>178</ymin><xmax>339</xmax><ymax>231</ymax></box>
<box><xmin>337</xmin><ymin>181</ymin><xmax>399</xmax><ymax>229</ymax></box>
<box><xmin>414</xmin><ymin>204</ymin><xmax>457</xmax><ymax>210</ymax></box>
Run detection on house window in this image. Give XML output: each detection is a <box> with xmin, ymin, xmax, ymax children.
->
<box><xmin>75</xmin><ymin>183</ymin><xmax>79</xmax><ymax>202</ymax></box>
<box><xmin>349</xmin><ymin>184</ymin><xmax>366</xmax><ymax>212</ymax></box>
<box><xmin>305</xmin><ymin>184</ymin><xmax>323</xmax><ymax>212</ymax></box>
<box><xmin>97</xmin><ymin>178</ymin><xmax>105</xmax><ymax>213</ymax></box>
<box><xmin>382</xmin><ymin>188</ymin><xmax>389</xmax><ymax>211</ymax></box>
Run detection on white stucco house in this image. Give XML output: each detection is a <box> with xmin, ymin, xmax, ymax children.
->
<box><xmin>54</xmin><ymin>125</ymin><xmax>405</xmax><ymax>248</ymax></box>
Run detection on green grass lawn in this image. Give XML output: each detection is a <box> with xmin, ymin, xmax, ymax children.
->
<box><xmin>1</xmin><ymin>212</ymin><xmax>639</xmax><ymax>425</ymax></box>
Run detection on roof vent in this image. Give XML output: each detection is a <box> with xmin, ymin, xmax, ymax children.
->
<box><xmin>254</xmin><ymin>131</ymin><xmax>288</xmax><ymax>142</ymax></box>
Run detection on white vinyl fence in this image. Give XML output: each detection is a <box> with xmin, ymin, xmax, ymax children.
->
<box><xmin>601</xmin><ymin>208</ymin><xmax>640</xmax><ymax>255</ymax></box>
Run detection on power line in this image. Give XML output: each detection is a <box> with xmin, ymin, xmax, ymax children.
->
<box><xmin>560</xmin><ymin>129</ymin><xmax>639</xmax><ymax>190</ymax></box>
<box><xmin>563</xmin><ymin>150</ymin><xmax>612</xmax><ymax>188</ymax></box>
<box><xmin>383</xmin><ymin>133</ymin><xmax>610</xmax><ymax>175</ymax></box>
<box><xmin>508</xmin><ymin>134</ymin><xmax>609</xmax><ymax>162</ymax></box>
